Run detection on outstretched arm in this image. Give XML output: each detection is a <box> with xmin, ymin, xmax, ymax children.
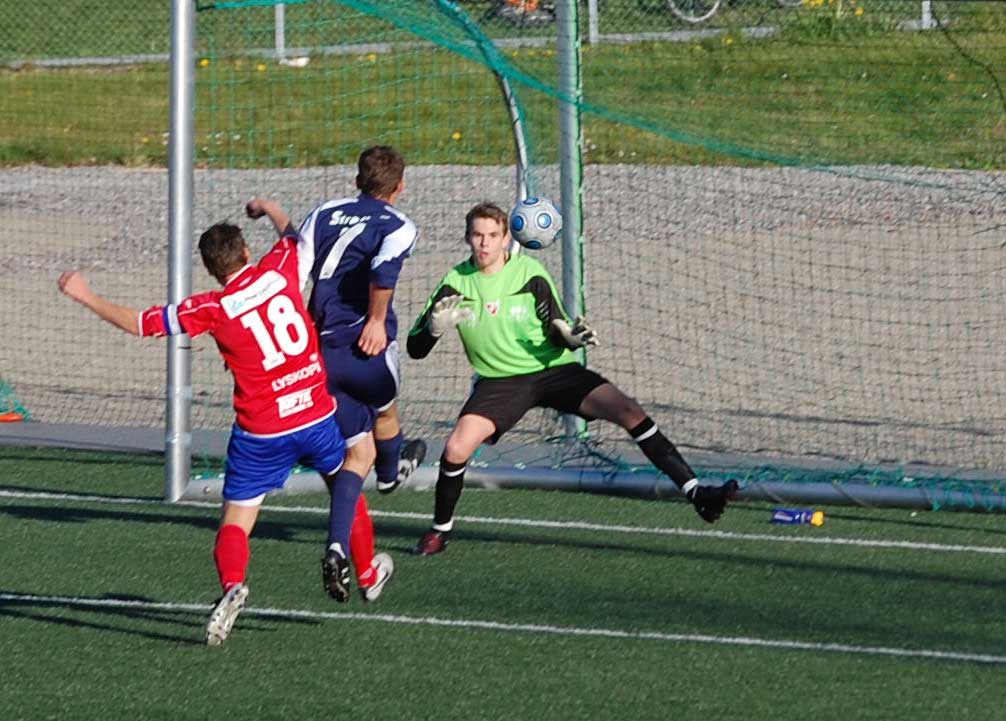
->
<box><xmin>58</xmin><ymin>271</ymin><xmax>140</xmax><ymax>336</ymax></box>
<box><xmin>246</xmin><ymin>197</ymin><xmax>297</xmax><ymax>238</ymax></box>
<box><xmin>524</xmin><ymin>275</ymin><xmax>600</xmax><ymax>349</ymax></box>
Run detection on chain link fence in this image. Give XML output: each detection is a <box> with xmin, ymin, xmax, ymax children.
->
<box><xmin>1</xmin><ymin>2</ymin><xmax>948</xmax><ymax>66</ymax></box>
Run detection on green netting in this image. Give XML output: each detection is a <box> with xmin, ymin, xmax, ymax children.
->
<box><xmin>189</xmin><ymin>0</ymin><xmax>1006</xmax><ymax>506</ymax></box>
<box><xmin>190</xmin><ymin>0</ymin><xmax>568</xmax><ymax>464</ymax></box>
<box><xmin>4</xmin><ymin>1</ymin><xmax>1005</xmax><ymax>508</ymax></box>
<box><xmin>0</xmin><ymin>380</ymin><xmax>30</xmax><ymax>421</ymax></box>
<box><xmin>223</xmin><ymin>0</ymin><xmax>1006</xmax><ymax>170</ymax></box>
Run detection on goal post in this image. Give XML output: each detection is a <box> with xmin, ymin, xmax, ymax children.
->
<box><xmin>555</xmin><ymin>0</ymin><xmax>587</xmax><ymax>438</ymax></box>
<box><xmin>165</xmin><ymin>0</ymin><xmax>196</xmax><ymax>503</ymax></box>
<box><xmin>174</xmin><ymin>0</ymin><xmax>560</xmax><ymax>499</ymax></box>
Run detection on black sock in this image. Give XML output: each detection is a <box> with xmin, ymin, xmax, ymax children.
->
<box><xmin>433</xmin><ymin>455</ymin><xmax>467</xmax><ymax>528</ymax></box>
<box><xmin>629</xmin><ymin>417</ymin><xmax>695</xmax><ymax>488</ymax></box>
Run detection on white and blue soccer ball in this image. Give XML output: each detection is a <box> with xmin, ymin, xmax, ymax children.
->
<box><xmin>509</xmin><ymin>196</ymin><xmax>563</xmax><ymax>250</ymax></box>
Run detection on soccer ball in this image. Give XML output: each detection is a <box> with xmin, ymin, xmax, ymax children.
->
<box><xmin>509</xmin><ymin>196</ymin><xmax>563</xmax><ymax>250</ymax></box>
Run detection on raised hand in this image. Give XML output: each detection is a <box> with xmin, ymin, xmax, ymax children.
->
<box><xmin>245</xmin><ymin>198</ymin><xmax>268</xmax><ymax>219</ymax></box>
<box><xmin>428</xmin><ymin>295</ymin><xmax>473</xmax><ymax>337</ymax></box>
<box><xmin>58</xmin><ymin>270</ymin><xmax>92</xmax><ymax>303</ymax></box>
<box><xmin>551</xmin><ymin>315</ymin><xmax>599</xmax><ymax>349</ymax></box>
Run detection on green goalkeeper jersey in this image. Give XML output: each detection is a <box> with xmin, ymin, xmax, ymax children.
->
<box><xmin>407</xmin><ymin>253</ymin><xmax>580</xmax><ymax>378</ymax></box>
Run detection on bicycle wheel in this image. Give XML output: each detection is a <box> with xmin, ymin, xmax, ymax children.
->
<box><xmin>667</xmin><ymin>0</ymin><xmax>721</xmax><ymax>24</ymax></box>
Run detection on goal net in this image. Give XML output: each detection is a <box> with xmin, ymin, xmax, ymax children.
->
<box><xmin>3</xmin><ymin>0</ymin><xmax>1005</xmax><ymax>507</ymax></box>
<box><xmin>192</xmin><ymin>1</ymin><xmax>1006</xmax><ymax>504</ymax></box>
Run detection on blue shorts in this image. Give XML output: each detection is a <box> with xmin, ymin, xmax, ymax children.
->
<box><xmin>223</xmin><ymin>414</ymin><xmax>346</xmax><ymax>503</ymax></box>
<box><xmin>321</xmin><ymin>340</ymin><xmax>401</xmax><ymax>446</ymax></box>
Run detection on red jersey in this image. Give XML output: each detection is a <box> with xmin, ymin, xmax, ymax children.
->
<box><xmin>140</xmin><ymin>236</ymin><xmax>335</xmax><ymax>436</ymax></box>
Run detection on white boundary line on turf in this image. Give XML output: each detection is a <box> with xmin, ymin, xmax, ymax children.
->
<box><xmin>3</xmin><ymin>488</ymin><xmax>1006</xmax><ymax>556</ymax></box>
<box><xmin>1</xmin><ymin>591</ymin><xmax>1004</xmax><ymax>665</ymax></box>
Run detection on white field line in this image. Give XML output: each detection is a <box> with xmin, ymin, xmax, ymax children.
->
<box><xmin>2</xmin><ymin>488</ymin><xmax>1005</xmax><ymax>556</ymax></box>
<box><xmin>1</xmin><ymin>591</ymin><xmax>1003</xmax><ymax>665</ymax></box>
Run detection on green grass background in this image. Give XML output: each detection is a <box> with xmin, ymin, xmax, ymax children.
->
<box><xmin>2</xmin><ymin>447</ymin><xmax>1005</xmax><ymax>721</ymax></box>
<box><xmin>2</xmin><ymin>1</ymin><xmax>1004</xmax><ymax>168</ymax></box>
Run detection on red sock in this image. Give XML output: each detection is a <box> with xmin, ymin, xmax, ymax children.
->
<box><xmin>214</xmin><ymin>524</ymin><xmax>249</xmax><ymax>591</ymax></box>
<box><xmin>350</xmin><ymin>494</ymin><xmax>375</xmax><ymax>586</ymax></box>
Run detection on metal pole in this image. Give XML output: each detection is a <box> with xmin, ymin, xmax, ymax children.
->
<box><xmin>497</xmin><ymin>71</ymin><xmax>531</xmax><ymax>256</ymax></box>
<box><xmin>165</xmin><ymin>0</ymin><xmax>195</xmax><ymax>502</ymax></box>
<box><xmin>183</xmin><ymin>465</ymin><xmax>1006</xmax><ymax>514</ymax></box>
<box><xmin>497</xmin><ymin>73</ymin><xmax>530</xmax><ymax>202</ymax></box>
<box><xmin>275</xmin><ymin>2</ymin><xmax>287</xmax><ymax>60</ymax></box>
<box><xmin>556</xmin><ymin>0</ymin><xmax>586</xmax><ymax>437</ymax></box>
<box><xmin>587</xmin><ymin>0</ymin><xmax>599</xmax><ymax>45</ymax></box>
<box><xmin>921</xmin><ymin>1</ymin><xmax>934</xmax><ymax>30</ymax></box>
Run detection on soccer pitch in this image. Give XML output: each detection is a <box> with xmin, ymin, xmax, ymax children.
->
<box><xmin>4</xmin><ymin>3</ymin><xmax>1006</xmax><ymax>717</ymax></box>
<box><xmin>2</xmin><ymin>448</ymin><xmax>1004</xmax><ymax>721</ymax></box>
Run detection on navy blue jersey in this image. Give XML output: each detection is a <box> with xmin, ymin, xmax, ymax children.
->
<box><xmin>298</xmin><ymin>195</ymin><xmax>418</xmax><ymax>348</ymax></box>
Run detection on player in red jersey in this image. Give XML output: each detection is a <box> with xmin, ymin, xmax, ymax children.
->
<box><xmin>58</xmin><ymin>209</ymin><xmax>359</xmax><ymax>645</ymax></box>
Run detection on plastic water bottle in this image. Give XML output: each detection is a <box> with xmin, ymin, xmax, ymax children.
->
<box><xmin>771</xmin><ymin>508</ymin><xmax>825</xmax><ymax>526</ymax></box>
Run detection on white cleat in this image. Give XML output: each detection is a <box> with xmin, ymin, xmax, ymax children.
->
<box><xmin>205</xmin><ymin>583</ymin><xmax>249</xmax><ymax>646</ymax></box>
<box><xmin>361</xmin><ymin>553</ymin><xmax>395</xmax><ymax>603</ymax></box>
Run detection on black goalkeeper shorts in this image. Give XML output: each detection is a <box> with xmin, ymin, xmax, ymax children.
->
<box><xmin>459</xmin><ymin>363</ymin><xmax>609</xmax><ymax>444</ymax></box>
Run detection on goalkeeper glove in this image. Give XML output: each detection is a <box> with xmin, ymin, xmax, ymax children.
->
<box><xmin>551</xmin><ymin>315</ymin><xmax>599</xmax><ymax>349</ymax></box>
<box><xmin>686</xmin><ymin>479</ymin><xmax>739</xmax><ymax>523</ymax></box>
<box><xmin>428</xmin><ymin>295</ymin><xmax>473</xmax><ymax>337</ymax></box>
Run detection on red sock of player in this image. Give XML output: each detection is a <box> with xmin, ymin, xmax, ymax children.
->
<box><xmin>214</xmin><ymin>524</ymin><xmax>249</xmax><ymax>591</ymax></box>
<box><xmin>350</xmin><ymin>494</ymin><xmax>376</xmax><ymax>586</ymax></box>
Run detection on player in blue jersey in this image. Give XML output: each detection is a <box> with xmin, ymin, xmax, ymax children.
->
<box><xmin>297</xmin><ymin>147</ymin><xmax>426</xmax><ymax>496</ymax></box>
<box><xmin>248</xmin><ymin>147</ymin><xmax>424</xmax><ymax>599</ymax></box>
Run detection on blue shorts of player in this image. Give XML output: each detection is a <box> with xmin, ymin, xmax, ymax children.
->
<box><xmin>223</xmin><ymin>414</ymin><xmax>345</xmax><ymax>504</ymax></box>
<box><xmin>320</xmin><ymin>340</ymin><xmax>401</xmax><ymax>446</ymax></box>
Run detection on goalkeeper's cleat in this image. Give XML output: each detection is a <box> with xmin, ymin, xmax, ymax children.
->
<box><xmin>205</xmin><ymin>582</ymin><xmax>249</xmax><ymax>646</ymax></box>
<box><xmin>322</xmin><ymin>545</ymin><xmax>351</xmax><ymax>602</ymax></box>
<box><xmin>412</xmin><ymin>529</ymin><xmax>450</xmax><ymax>556</ymax></box>
<box><xmin>687</xmin><ymin>479</ymin><xmax>739</xmax><ymax>523</ymax></box>
<box><xmin>360</xmin><ymin>552</ymin><xmax>395</xmax><ymax>603</ymax></box>
<box><xmin>378</xmin><ymin>438</ymin><xmax>428</xmax><ymax>495</ymax></box>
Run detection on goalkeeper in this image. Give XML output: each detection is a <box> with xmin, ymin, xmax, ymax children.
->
<box><xmin>408</xmin><ymin>202</ymin><xmax>737</xmax><ymax>556</ymax></box>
